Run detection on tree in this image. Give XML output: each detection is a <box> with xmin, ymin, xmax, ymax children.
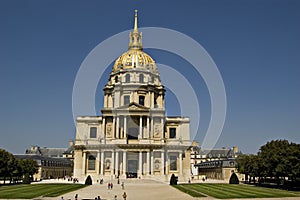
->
<box><xmin>0</xmin><ymin>149</ymin><xmax>17</xmax><ymax>184</ymax></box>
<box><xmin>23</xmin><ymin>173</ymin><xmax>31</xmax><ymax>184</ymax></box>
<box><xmin>236</xmin><ymin>140</ymin><xmax>300</xmax><ymax>187</ymax></box>
<box><xmin>21</xmin><ymin>159</ymin><xmax>38</xmax><ymax>177</ymax></box>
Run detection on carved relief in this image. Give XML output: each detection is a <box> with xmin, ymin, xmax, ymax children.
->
<box><xmin>105</xmin><ymin>159</ymin><xmax>111</xmax><ymax>170</ymax></box>
<box><xmin>106</xmin><ymin>123</ymin><xmax>112</xmax><ymax>138</ymax></box>
<box><xmin>154</xmin><ymin>124</ymin><xmax>162</xmax><ymax>138</ymax></box>
<box><xmin>154</xmin><ymin>159</ymin><xmax>160</xmax><ymax>171</ymax></box>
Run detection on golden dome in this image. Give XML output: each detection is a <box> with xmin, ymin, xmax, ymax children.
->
<box><xmin>112</xmin><ymin>10</ymin><xmax>158</xmax><ymax>74</ymax></box>
<box><xmin>112</xmin><ymin>49</ymin><xmax>157</xmax><ymax>73</ymax></box>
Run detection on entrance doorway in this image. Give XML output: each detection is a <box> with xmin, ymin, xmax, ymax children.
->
<box><xmin>127</xmin><ymin>160</ymin><xmax>138</xmax><ymax>178</ymax></box>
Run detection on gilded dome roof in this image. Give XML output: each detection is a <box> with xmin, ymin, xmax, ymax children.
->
<box><xmin>111</xmin><ymin>10</ymin><xmax>158</xmax><ymax>74</ymax></box>
<box><xmin>112</xmin><ymin>49</ymin><xmax>157</xmax><ymax>73</ymax></box>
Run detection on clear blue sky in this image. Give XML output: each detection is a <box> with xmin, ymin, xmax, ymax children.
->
<box><xmin>0</xmin><ymin>0</ymin><xmax>299</xmax><ymax>154</ymax></box>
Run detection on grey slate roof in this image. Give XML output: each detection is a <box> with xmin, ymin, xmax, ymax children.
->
<box><xmin>25</xmin><ymin>146</ymin><xmax>67</xmax><ymax>157</ymax></box>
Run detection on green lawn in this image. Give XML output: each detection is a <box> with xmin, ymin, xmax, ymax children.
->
<box><xmin>0</xmin><ymin>183</ymin><xmax>87</xmax><ymax>199</ymax></box>
<box><xmin>173</xmin><ymin>183</ymin><xmax>300</xmax><ymax>199</ymax></box>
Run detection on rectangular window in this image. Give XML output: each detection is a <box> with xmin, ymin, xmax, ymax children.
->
<box><xmin>90</xmin><ymin>127</ymin><xmax>97</xmax><ymax>138</ymax></box>
<box><xmin>139</xmin><ymin>96</ymin><xmax>145</xmax><ymax>106</ymax></box>
<box><xmin>124</xmin><ymin>95</ymin><xmax>130</xmax><ymax>105</ymax></box>
<box><xmin>88</xmin><ymin>155</ymin><xmax>96</xmax><ymax>170</ymax></box>
<box><xmin>170</xmin><ymin>156</ymin><xmax>177</xmax><ymax>170</ymax></box>
<box><xmin>125</xmin><ymin>74</ymin><xmax>130</xmax><ymax>82</ymax></box>
<box><xmin>169</xmin><ymin>128</ymin><xmax>176</xmax><ymax>138</ymax></box>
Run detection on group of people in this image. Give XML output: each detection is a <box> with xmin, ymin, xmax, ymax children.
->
<box><xmin>107</xmin><ymin>182</ymin><xmax>114</xmax><ymax>189</ymax></box>
<box><xmin>112</xmin><ymin>192</ymin><xmax>127</xmax><ymax>200</ymax></box>
<box><xmin>60</xmin><ymin>181</ymin><xmax>128</xmax><ymax>200</ymax></box>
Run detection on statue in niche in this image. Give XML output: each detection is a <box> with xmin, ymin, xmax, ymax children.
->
<box><xmin>106</xmin><ymin>124</ymin><xmax>112</xmax><ymax>137</ymax></box>
<box><xmin>105</xmin><ymin>159</ymin><xmax>111</xmax><ymax>169</ymax></box>
<box><xmin>154</xmin><ymin>124</ymin><xmax>161</xmax><ymax>138</ymax></box>
<box><xmin>154</xmin><ymin>159</ymin><xmax>160</xmax><ymax>170</ymax></box>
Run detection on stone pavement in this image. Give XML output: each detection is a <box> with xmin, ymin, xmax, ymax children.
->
<box><xmin>2</xmin><ymin>179</ymin><xmax>299</xmax><ymax>200</ymax></box>
<box><xmin>44</xmin><ymin>179</ymin><xmax>197</xmax><ymax>200</ymax></box>
<box><xmin>41</xmin><ymin>179</ymin><xmax>300</xmax><ymax>200</ymax></box>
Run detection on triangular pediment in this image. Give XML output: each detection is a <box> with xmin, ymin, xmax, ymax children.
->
<box><xmin>117</xmin><ymin>102</ymin><xmax>149</xmax><ymax>110</ymax></box>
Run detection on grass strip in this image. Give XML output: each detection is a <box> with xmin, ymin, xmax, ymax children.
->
<box><xmin>0</xmin><ymin>184</ymin><xmax>86</xmax><ymax>199</ymax></box>
<box><xmin>175</xmin><ymin>183</ymin><xmax>299</xmax><ymax>199</ymax></box>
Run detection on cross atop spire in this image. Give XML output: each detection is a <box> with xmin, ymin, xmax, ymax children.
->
<box><xmin>128</xmin><ymin>9</ymin><xmax>142</xmax><ymax>50</ymax></box>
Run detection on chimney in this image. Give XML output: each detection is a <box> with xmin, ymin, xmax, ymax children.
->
<box><xmin>233</xmin><ymin>146</ymin><xmax>238</xmax><ymax>153</ymax></box>
<box><xmin>69</xmin><ymin>140</ymin><xmax>74</xmax><ymax>147</ymax></box>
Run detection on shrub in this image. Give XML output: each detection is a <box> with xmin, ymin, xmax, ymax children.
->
<box><xmin>23</xmin><ymin>173</ymin><xmax>31</xmax><ymax>184</ymax></box>
<box><xmin>170</xmin><ymin>174</ymin><xmax>178</xmax><ymax>185</ymax></box>
<box><xmin>229</xmin><ymin>173</ymin><xmax>239</xmax><ymax>184</ymax></box>
<box><xmin>85</xmin><ymin>175</ymin><xmax>92</xmax><ymax>185</ymax></box>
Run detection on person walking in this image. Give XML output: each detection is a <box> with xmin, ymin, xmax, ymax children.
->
<box><xmin>122</xmin><ymin>192</ymin><xmax>127</xmax><ymax>200</ymax></box>
<box><xmin>75</xmin><ymin>194</ymin><xmax>78</xmax><ymax>200</ymax></box>
<box><xmin>114</xmin><ymin>195</ymin><xmax>117</xmax><ymax>200</ymax></box>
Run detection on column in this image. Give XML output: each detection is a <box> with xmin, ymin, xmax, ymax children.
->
<box><xmin>150</xmin><ymin>117</ymin><xmax>154</xmax><ymax>138</ymax></box>
<box><xmin>102</xmin><ymin>117</ymin><xmax>106</xmax><ymax>142</ymax></box>
<box><xmin>139</xmin><ymin>151</ymin><xmax>143</xmax><ymax>176</ymax></box>
<box><xmin>161</xmin><ymin>151</ymin><xmax>165</xmax><ymax>175</ymax></box>
<box><xmin>115</xmin><ymin>151</ymin><xmax>119</xmax><ymax>176</ymax></box>
<box><xmin>104</xmin><ymin>95</ymin><xmax>108</xmax><ymax>108</ymax></box>
<box><xmin>82</xmin><ymin>152</ymin><xmax>86</xmax><ymax>175</ymax></box>
<box><xmin>96</xmin><ymin>151</ymin><xmax>100</xmax><ymax>175</ymax></box>
<box><xmin>124</xmin><ymin>116</ymin><xmax>127</xmax><ymax>139</ymax></box>
<box><xmin>165</xmin><ymin>151</ymin><xmax>169</xmax><ymax>175</ymax></box>
<box><xmin>150</xmin><ymin>151</ymin><xmax>154</xmax><ymax>175</ymax></box>
<box><xmin>146</xmin><ymin>151</ymin><xmax>150</xmax><ymax>175</ymax></box>
<box><xmin>122</xmin><ymin>151</ymin><xmax>127</xmax><ymax>176</ymax></box>
<box><xmin>179</xmin><ymin>151</ymin><xmax>183</xmax><ymax>175</ymax></box>
<box><xmin>160</xmin><ymin>118</ymin><xmax>164</xmax><ymax>138</ymax></box>
<box><xmin>139</xmin><ymin>116</ymin><xmax>142</xmax><ymax>139</ymax></box>
<box><xmin>148</xmin><ymin>91</ymin><xmax>151</xmax><ymax>107</ymax></box>
<box><xmin>111</xmin><ymin>150</ymin><xmax>115</xmax><ymax>175</ymax></box>
<box><xmin>112</xmin><ymin>117</ymin><xmax>116</xmax><ymax>139</ymax></box>
<box><xmin>116</xmin><ymin>116</ymin><xmax>120</xmax><ymax>139</ymax></box>
<box><xmin>146</xmin><ymin>117</ymin><xmax>150</xmax><ymax>138</ymax></box>
<box><xmin>100</xmin><ymin>151</ymin><xmax>104</xmax><ymax>175</ymax></box>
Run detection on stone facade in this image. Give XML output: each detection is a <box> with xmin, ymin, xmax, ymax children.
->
<box><xmin>15</xmin><ymin>154</ymin><xmax>73</xmax><ymax>181</ymax></box>
<box><xmin>73</xmin><ymin>11</ymin><xmax>191</xmax><ymax>183</ymax></box>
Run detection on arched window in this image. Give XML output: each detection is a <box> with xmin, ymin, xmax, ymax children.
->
<box><xmin>125</xmin><ymin>74</ymin><xmax>130</xmax><ymax>83</ymax></box>
<box><xmin>115</xmin><ymin>76</ymin><xmax>118</xmax><ymax>83</ymax></box>
<box><xmin>88</xmin><ymin>155</ymin><xmax>96</xmax><ymax>170</ymax></box>
<box><xmin>139</xmin><ymin>74</ymin><xmax>144</xmax><ymax>83</ymax></box>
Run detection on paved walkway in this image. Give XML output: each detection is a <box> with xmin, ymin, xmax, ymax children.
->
<box><xmin>41</xmin><ymin>179</ymin><xmax>300</xmax><ymax>200</ymax></box>
<box><xmin>45</xmin><ymin>179</ymin><xmax>197</xmax><ymax>200</ymax></box>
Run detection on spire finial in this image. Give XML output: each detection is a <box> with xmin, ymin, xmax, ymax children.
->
<box><xmin>128</xmin><ymin>9</ymin><xmax>142</xmax><ymax>50</ymax></box>
<box><xmin>134</xmin><ymin>9</ymin><xmax>138</xmax><ymax>33</ymax></box>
